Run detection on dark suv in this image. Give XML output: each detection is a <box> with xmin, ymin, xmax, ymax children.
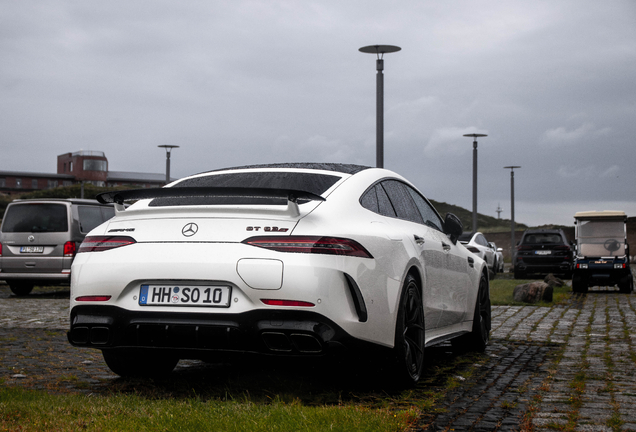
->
<box><xmin>514</xmin><ymin>229</ymin><xmax>573</xmax><ymax>279</ymax></box>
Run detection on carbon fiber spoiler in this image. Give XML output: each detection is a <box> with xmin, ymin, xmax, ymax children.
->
<box><xmin>96</xmin><ymin>187</ymin><xmax>326</xmax><ymax>205</ymax></box>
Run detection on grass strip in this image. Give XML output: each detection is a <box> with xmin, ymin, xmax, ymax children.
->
<box><xmin>0</xmin><ymin>387</ymin><xmax>414</xmax><ymax>432</ymax></box>
<box><xmin>490</xmin><ymin>276</ymin><xmax>572</xmax><ymax>307</ymax></box>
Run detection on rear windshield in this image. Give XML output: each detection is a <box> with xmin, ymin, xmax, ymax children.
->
<box><xmin>1</xmin><ymin>203</ymin><xmax>68</xmax><ymax>233</ymax></box>
<box><xmin>458</xmin><ymin>233</ymin><xmax>474</xmax><ymax>242</ymax></box>
<box><xmin>522</xmin><ymin>233</ymin><xmax>563</xmax><ymax>244</ymax></box>
<box><xmin>149</xmin><ymin>172</ymin><xmax>342</xmax><ymax>207</ymax></box>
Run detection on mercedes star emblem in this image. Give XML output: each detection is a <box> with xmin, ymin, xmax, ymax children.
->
<box><xmin>28</xmin><ymin>235</ymin><xmax>35</xmax><ymax>243</ymax></box>
<box><xmin>182</xmin><ymin>223</ymin><xmax>198</xmax><ymax>237</ymax></box>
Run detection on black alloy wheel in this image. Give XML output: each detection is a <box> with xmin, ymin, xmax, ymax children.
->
<box><xmin>453</xmin><ymin>271</ymin><xmax>490</xmax><ymax>353</ymax></box>
<box><xmin>468</xmin><ymin>272</ymin><xmax>491</xmax><ymax>352</ymax></box>
<box><xmin>473</xmin><ymin>272</ymin><xmax>491</xmax><ymax>351</ymax></box>
<box><xmin>393</xmin><ymin>274</ymin><xmax>425</xmax><ymax>386</ymax></box>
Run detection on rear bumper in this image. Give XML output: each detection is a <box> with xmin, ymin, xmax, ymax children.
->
<box><xmin>514</xmin><ymin>260</ymin><xmax>572</xmax><ymax>274</ymax></box>
<box><xmin>572</xmin><ymin>260</ymin><xmax>631</xmax><ymax>285</ymax></box>
<box><xmin>67</xmin><ymin>305</ymin><xmax>379</xmax><ymax>358</ymax></box>
<box><xmin>0</xmin><ymin>272</ymin><xmax>70</xmax><ymax>283</ymax></box>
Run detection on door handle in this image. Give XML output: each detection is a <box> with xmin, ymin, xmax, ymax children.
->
<box><xmin>442</xmin><ymin>241</ymin><xmax>451</xmax><ymax>251</ymax></box>
<box><xmin>414</xmin><ymin>235</ymin><xmax>425</xmax><ymax>245</ymax></box>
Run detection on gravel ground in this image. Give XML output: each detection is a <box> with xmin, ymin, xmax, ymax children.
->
<box><xmin>2</xmin><ymin>283</ymin><xmax>636</xmax><ymax>431</ymax></box>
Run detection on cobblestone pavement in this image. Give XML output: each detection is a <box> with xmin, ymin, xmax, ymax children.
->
<box><xmin>492</xmin><ymin>289</ymin><xmax>636</xmax><ymax>431</ymax></box>
<box><xmin>3</xmin><ymin>285</ymin><xmax>636</xmax><ymax>430</ymax></box>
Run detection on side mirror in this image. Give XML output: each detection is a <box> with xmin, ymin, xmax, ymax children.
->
<box><xmin>444</xmin><ymin>213</ymin><xmax>463</xmax><ymax>244</ymax></box>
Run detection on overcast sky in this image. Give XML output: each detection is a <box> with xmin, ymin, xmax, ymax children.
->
<box><xmin>2</xmin><ymin>1</ymin><xmax>635</xmax><ymax>227</ymax></box>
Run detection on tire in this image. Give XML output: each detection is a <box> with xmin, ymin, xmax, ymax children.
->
<box><xmin>9</xmin><ymin>283</ymin><xmax>34</xmax><ymax>297</ymax></box>
<box><xmin>572</xmin><ymin>275</ymin><xmax>588</xmax><ymax>294</ymax></box>
<box><xmin>453</xmin><ymin>272</ymin><xmax>490</xmax><ymax>353</ymax></box>
<box><xmin>619</xmin><ymin>274</ymin><xmax>634</xmax><ymax>294</ymax></box>
<box><xmin>513</xmin><ymin>269</ymin><xmax>526</xmax><ymax>280</ymax></box>
<box><xmin>392</xmin><ymin>274</ymin><xmax>425</xmax><ymax>387</ymax></box>
<box><xmin>489</xmin><ymin>259</ymin><xmax>497</xmax><ymax>280</ymax></box>
<box><xmin>102</xmin><ymin>349</ymin><xmax>179</xmax><ymax>378</ymax></box>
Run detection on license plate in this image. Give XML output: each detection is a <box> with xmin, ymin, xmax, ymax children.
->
<box><xmin>139</xmin><ymin>285</ymin><xmax>232</xmax><ymax>307</ymax></box>
<box><xmin>535</xmin><ymin>250</ymin><xmax>551</xmax><ymax>255</ymax></box>
<box><xmin>20</xmin><ymin>246</ymin><xmax>44</xmax><ymax>253</ymax></box>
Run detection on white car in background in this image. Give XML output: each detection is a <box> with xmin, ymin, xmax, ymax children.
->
<box><xmin>458</xmin><ymin>232</ymin><xmax>497</xmax><ymax>274</ymax></box>
<box><xmin>490</xmin><ymin>242</ymin><xmax>505</xmax><ymax>273</ymax></box>
<box><xmin>67</xmin><ymin>163</ymin><xmax>490</xmax><ymax>386</ymax></box>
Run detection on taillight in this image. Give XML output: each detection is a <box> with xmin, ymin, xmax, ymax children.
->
<box><xmin>261</xmin><ymin>299</ymin><xmax>315</xmax><ymax>307</ymax></box>
<box><xmin>466</xmin><ymin>246</ymin><xmax>480</xmax><ymax>254</ymax></box>
<box><xmin>0</xmin><ymin>242</ymin><xmax>2</xmax><ymax>256</ymax></box>
<box><xmin>75</xmin><ymin>295</ymin><xmax>112</xmax><ymax>302</ymax></box>
<box><xmin>64</xmin><ymin>241</ymin><xmax>77</xmax><ymax>257</ymax></box>
<box><xmin>78</xmin><ymin>236</ymin><xmax>136</xmax><ymax>253</ymax></box>
<box><xmin>242</xmin><ymin>236</ymin><xmax>373</xmax><ymax>258</ymax></box>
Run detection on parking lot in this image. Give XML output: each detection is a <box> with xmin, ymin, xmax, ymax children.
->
<box><xmin>2</xmin><ymin>283</ymin><xmax>636</xmax><ymax>431</ymax></box>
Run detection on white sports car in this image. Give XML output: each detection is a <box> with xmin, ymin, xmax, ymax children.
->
<box><xmin>458</xmin><ymin>232</ymin><xmax>497</xmax><ymax>273</ymax></box>
<box><xmin>68</xmin><ymin>163</ymin><xmax>490</xmax><ymax>386</ymax></box>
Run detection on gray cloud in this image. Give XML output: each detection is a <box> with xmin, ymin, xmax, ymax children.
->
<box><xmin>1</xmin><ymin>0</ymin><xmax>635</xmax><ymax>226</ymax></box>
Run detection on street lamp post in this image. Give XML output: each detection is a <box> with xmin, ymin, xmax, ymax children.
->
<box><xmin>504</xmin><ymin>166</ymin><xmax>521</xmax><ymax>264</ymax></box>
<box><xmin>158</xmin><ymin>145</ymin><xmax>180</xmax><ymax>184</ymax></box>
<box><xmin>359</xmin><ymin>44</ymin><xmax>401</xmax><ymax>168</ymax></box>
<box><xmin>463</xmin><ymin>133</ymin><xmax>487</xmax><ymax>233</ymax></box>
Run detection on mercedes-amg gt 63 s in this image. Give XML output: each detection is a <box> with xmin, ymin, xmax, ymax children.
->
<box><xmin>67</xmin><ymin>163</ymin><xmax>491</xmax><ymax>386</ymax></box>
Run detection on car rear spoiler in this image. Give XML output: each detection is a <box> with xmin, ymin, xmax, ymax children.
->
<box><xmin>96</xmin><ymin>187</ymin><xmax>326</xmax><ymax>217</ymax></box>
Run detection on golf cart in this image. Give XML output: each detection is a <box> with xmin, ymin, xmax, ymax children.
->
<box><xmin>572</xmin><ymin>211</ymin><xmax>633</xmax><ymax>293</ymax></box>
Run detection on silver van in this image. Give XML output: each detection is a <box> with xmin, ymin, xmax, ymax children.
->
<box><xmin>0</xmin><ymin>199</ymin><xmax>115</xmax><ymax>296</ymax></box>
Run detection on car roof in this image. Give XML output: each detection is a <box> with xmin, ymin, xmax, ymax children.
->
<box><xmin>522</xmin><ymin>229</ymin><xmax>564</xmax><ymax>234</ymax></box>
<box><xmin>203</xmin><ymin>163</ymin><xmax>371</xmax><ymax>176</ymax></box>
<box><xmin>574</xmin><ymin>210</ymin><xmax>626</xmax><ymax>218</ymax></box>
<box><xmin>10</xmin><ymin>198</ymin><xmax>107</xmax><ymax>205</ymax></box>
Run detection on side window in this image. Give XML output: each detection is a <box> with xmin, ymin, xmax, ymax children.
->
<box><xmin>78</xmin><ymin>206</ymin><xmax>105</xmax><ymax>233</ymax></box>
<box><xmin>360</xmin><ymin>184</ymin><xmax>396</xmax><ymax>217</ymax></box>
<box><xmin>380</xmin><ymin>180</ymin><xmax>423</xmax><ymax>224</ymax></box>
<box><xmin>477</xmin><ymin>235</ymin><xmax>488</xmax><ymax>247</ymax></box>
<box><xmin>360</xmin><ymin>187</ymin><xmax>379</xmax><ymax>213</ymax></box>
<box><xmin>406</xmin><ymin>187</ymin><xmax>443</xmax><ymax>231</ymax></box>
<box><xmin>376</xmin><ymin>184</ymin><xmax>396</xmax><ymax>217</ymax></box>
